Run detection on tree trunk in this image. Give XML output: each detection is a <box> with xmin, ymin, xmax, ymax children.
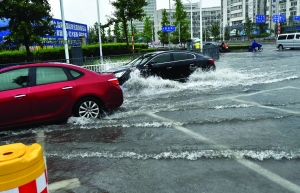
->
<box><xmin>123</xmin><ymin>21</ymin><xmax>129</xmax><ymax>52</ymax></box>
<box><xmin>24</xmin><ymin>38</ymin><xmax>33</xmax><ymax>62</ymax></box>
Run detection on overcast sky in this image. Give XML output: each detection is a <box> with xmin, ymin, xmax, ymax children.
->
<box><xmin>48</xmin><ymin>0</ymin><xmax>220</xmax><ymax>27</ymax></box>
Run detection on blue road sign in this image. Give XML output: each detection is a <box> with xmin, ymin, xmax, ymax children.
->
<box><xmin>294</xmin><ymin>16</ymin><xmax>300</xmax><ymax>21</ymax></box>
<box><xmin>162</xmin><ymin>26</ymin><xmax>176</xmax><ymax>33</ymax></box>
<box><xmin>256</xmin><ymin>15</ymin><xmax>265</xmax><ymax>23</ymax></box>
<box><xmin>272</xmin><ymin>14</ymin><xmax>286</xmax><ymax>22</ymax></box>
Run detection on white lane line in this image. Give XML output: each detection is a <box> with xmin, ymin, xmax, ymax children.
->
<box><xmin>48</xmin><ymin>178</ymin><xmax>81</xmax><ymax>191</ymax></box>
<box><xmin>201</xmin><ymin>86</ymin><xmax>298</xmax><ymax>104</ymax></box>
<box><xmin>232</xmin><ymin>98</ymin><xmax>300</xmax><ymax>115</ymax></box>
<box><xmin>146</xmin><ymin>112</ymin><xmax>300</xmax><ymax>193</ymax></box>
<box><xmin>238</xmin><ymin>159</ymin><xmax>300</xmax><ymax>193</ymax></box>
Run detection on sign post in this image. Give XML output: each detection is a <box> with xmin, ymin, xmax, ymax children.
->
<box><xmin>162</xmin><ymin>26</ymin><xmax>176</xmax><ymax>50</ymax></box>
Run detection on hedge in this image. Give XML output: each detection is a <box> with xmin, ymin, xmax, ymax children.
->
<box><xmin>0</xmin><ymin>43</ymin><xmax>149</xmax><ymax>64</ymax></box>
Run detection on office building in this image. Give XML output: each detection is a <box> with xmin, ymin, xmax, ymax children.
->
<box><xmin>132</xmin><ymin>0</ymin><xmax>157</xmax><ymax>33</ymax></box>
<box><xmin>154</xmin><ymin>3</ymin><xmax>221</xmax><ymax>42</ymax></box>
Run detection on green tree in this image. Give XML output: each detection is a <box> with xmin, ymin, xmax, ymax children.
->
<box><xmin>142</xmin><ymin>16</ymin><xmax>153</xmax><ymax>44</ymax></box>
<box><xmin>157</xmin><ymin>9</ymin><xmax>169</xmax><ymax>46</ymax></box>
<box><xmin>244</xmin><ymin>17</ymin><xmax>254</xmax><ymax>39</ymax></box>
<box><xmin>111</xmin><ymin>0</ymin><xmax>148</xmax><ymax>51</ymax></box>
<box><xmin>235</xmin><ymin>28</ymin><xmax>239</xmax><ymax>37</ymax></box>
<box><xmin>133</xmin><ymin>24</ymin><xmax>139</xmax><ymax>42</ymax></box>
<box><xmin>88</xmin><ymin>26</ymin><xmax>98</xmax><ymax>44</ymax></box>
<box><xmin>210</xmin><ymin>21</ymin><xmax>220</xmax><ymax>40</ymax></box>
<box><xmin>107</xmin><ymin>27</ymin><xmax>112</xmax><ymax>42</ymax></box>
<box><xmin>119</xmin><ymin>22</ymin><xmax>129</xmax><ymax>40</ymax></box>
<box><xmin>171</xmin><ymin>0</ymin><xmax>190</xmax><ymax>45</ymax></box>
<box><xmin>113</xmin><ymin>22</ymin><xmax>121</xmax><ymax>40</ymax></box>
<box><xmin>88</xmin><ymin>22</ymin><xmax>105</xmax><ymax>44</ymax></box>
<box><xmin>0</xmin><ymin>0</ymin><xmax>54</xmax><ymax>61</ymax></box>
<box><xmin>288</xmin><ymin>16</ymin><xmax>296</xmax><ymax>32</ymax></box>
<box><xmin>225</xmin><ymin>27</ymin><xmax>230</xmax><ymax>40</ymax></box>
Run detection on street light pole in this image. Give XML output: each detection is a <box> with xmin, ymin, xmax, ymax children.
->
<box><xmin>96</xmin><ymin>0</ymin><xmax>103</xmax><ymax>64</ymax></box>
<box><xmin>168</xmin><ymin>0</ymin><xmax>171</xmax><ymax>50</ymax></box>
<box><xmin>59</xmin><ymin>0</ymin><xmax>69</xmax><ymax>63</ymax></box>
<box><xmin>187</xmin><ymin>0</ymin><xmax>193</xmax><ymax>39</ymax></box>
<box><xmin>199</xmin><ymin>0</ymin><xmax>203</xmax><ymax>51</ymax></box>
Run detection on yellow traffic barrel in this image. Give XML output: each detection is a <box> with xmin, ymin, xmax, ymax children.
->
<box><xmin>0</xmin><ymin>143</ymin><xmax>48</xmax><ymax>193</ymax></box>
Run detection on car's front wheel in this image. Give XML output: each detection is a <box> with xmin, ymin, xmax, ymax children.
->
<box><xmin>278</xmin><ymin>45</ymin><xmax>283</xmax><ymax>50</ymax></box>
<box><xmin>73</xmin><ymin>97</ymin><xmax>104</xmax><ymax>118</ymax></box>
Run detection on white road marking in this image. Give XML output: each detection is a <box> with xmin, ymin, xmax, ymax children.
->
<box><xmin>48</xmin><ymin>178</ymin><xmax>81</xmax><ymax>191</ymax></box>
<box><xmin>146</xmin><ymin>112</ymin><xmax>300</xmax><ymax>193</ymax></box>
<box><xmin>232</xmin><ymin>98</ymin><xmax>300</xmax><ymax>115</ymax></box>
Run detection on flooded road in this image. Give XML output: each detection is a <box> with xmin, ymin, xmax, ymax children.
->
<box><xmin>1</xmin><ymin>44</ymin><xmax>300</xmax><ymax>193</ymax></box>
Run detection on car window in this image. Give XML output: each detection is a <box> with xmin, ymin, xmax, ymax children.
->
<box><xmin>187</xmin><ymin>53</ymin><xmax>195</xmax><ymax>59</ymax></box>
<box><xmin>36</xmin><ymin>67</ymin><xmax>68</xmax><ymax>85</ymax></box>
<box><xmin>278</xmin><ymin>35</ymin><xmax>287</xmax><ymax>40</ymax></box>
<box><xmin>67</xmin><ymin>69</ymin><xmax>83</xmax><ymax>80</ymax></box>
<box><xmin>130</xmin><ymin>53</ymin><xmax>155</xmax><ymax>67</ymax></box>
<box><xmin>0</xmin><ymin>68</ymin><xmax>29</xmax><ymax>91</ymax></box>
<box><xmin>287</xmin><ymin>34</ymin><xmax>294</xmax><ymax>39</ymax></box>
<box><xmin>296</xmin><ymin>34</ymin><xmax>300</xmax><ymax>39</ymax></box>
<box><xmin>173</xmin><ymin>53</ymin><xmax>188</xmax><ymax>61</ymax></box>
<box><xmin>151</xmin><ymin>54</ymin><xmax>171</xmax><ymax>63</ymax></box>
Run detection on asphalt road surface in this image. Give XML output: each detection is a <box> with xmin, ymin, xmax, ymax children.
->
<box><xmin>1</xmin><ymin>44</ymin><xmax>300</xmax><ymax>193</ymax></box>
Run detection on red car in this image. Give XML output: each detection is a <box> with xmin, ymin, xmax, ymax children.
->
<box><xmin>0</xmin><ymin>62</ymin><xmax>124</xmax><ymax>129</ymax></box>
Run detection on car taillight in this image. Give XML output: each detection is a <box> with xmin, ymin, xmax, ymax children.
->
<box><xmin>209</xmin><ymin>59</ymin><xmax>215</xmax><ymax>65</ymax></box>
<box><xmin>108</xmin><ymin>78</ymin><xmax>119</xmax><ymax>86</ymax></box>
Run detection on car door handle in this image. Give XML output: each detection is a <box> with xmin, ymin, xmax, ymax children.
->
<box><xmin>62</xmin><ymin>86</ymin><xmax>73</xmax><ymax>90</ymax></box>
<box><xmin>14</xmin><ymin>94</ymin><xmax>26</xmax><ymax>98</ymax></box>
<box><xmin>167</xmin><ymin>67</ymin><xmax>172</xmax><ymax>69</ymax></box>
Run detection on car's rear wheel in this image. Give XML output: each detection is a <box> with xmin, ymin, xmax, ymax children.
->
<box><xmin>73</xmin><ymin>97</ymin><xmax>104</xmax><ymax>118</ymax></box>
<box><xmin>278</xmin><ymin>45</ymin><xmax>283</xmax><ymax>50</ymax></box>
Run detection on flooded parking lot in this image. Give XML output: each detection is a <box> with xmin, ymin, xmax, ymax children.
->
<box><xmin>1</xmin><ymin>44</ymin><xmax>300</xmax><ymax>193</ymax></box>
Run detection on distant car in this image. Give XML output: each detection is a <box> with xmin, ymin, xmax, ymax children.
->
<box><xmin>264</xmin><ymin>36</ymin><xmax>276</xmax><ymax>40</ymax></box>
<box><xmin>204</xmin><ymin>42</ymin><xmax>218</xmax><ymax>46</ymax></box>
<box><xmin>0</xmin><ymin>62</ymin><xmax>124</xmax><ymax>129</ymax></box>
<box><xmin>104</xmin><ymin>50</ymin><xmax>216</xmax><ymax>85</ymax></box>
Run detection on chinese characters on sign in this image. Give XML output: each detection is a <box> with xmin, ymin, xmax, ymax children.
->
<box><xmin>256</xmin><ymin>15</ymin><xmax>265</xmax><ymax>23</ymax></box>
<box><xmin>272</xmin><ymin>14</ymin><xmax>286</xmax><ymax>23</ymax></box>
<box><xmin>50</xmin><ymin>18</ymin><xmax>88</xmax><ymax>39</ymax></box>
<box><xmin>294</xmin><ymin>16</ymin><xmax>300</xmax><ymax>21</ymax></box>
<box><xmin>162</xmin><ymin>26</ymin><xmax>176</xmax><ymax>33</ymax></box>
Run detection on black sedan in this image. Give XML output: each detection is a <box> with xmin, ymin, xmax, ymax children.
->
<box><xmin>104</xmin><ymin>50</ymin><xmax>216</xmax><ymax>85</ymax></box>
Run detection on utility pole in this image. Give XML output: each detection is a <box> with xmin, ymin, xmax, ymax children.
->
<box><xmin>169</xmin><ymin>0</ymin><xmax>171</xmax><ymax>50</ymax></box>
<box><xmin>96</xmin><ymin>0</ymin><xmax>103</xmax><ymax>64</ymax></box>
<box><xmin>59</xmin><ymin>0</ymin><xmax>69</xmax><ymax>63</ymax></box>
<box><xmin>199</xmin><ymin>0</ymin><xmax>203</xmax><ymax>51</ymax></box>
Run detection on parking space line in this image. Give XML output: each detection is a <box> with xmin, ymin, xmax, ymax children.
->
<box><xmin>146</xmin><ymin>112</ymin><xmax>300</xmax><ymax>193</ymax></box>
<box><xmin>48</xmin><ymin>178</ymin><xmax>81</xmax><ymax>191</ymax></box>
<box><xmin>205</xmin><ymin>86</ymin><xmax>298</xmax><ymax>103</ymax></box>
<box><xmin>232</xmin><ymin>98</ymin><xmax>300</xmax><ymax>115</ymax></box>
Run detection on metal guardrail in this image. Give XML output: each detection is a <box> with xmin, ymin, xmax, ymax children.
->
<box><xmin>0</xmin><ymin>53</ymin><xmax>140</xmax><ymax>69</ymax></box>
<box><xmin>0</xmin><ymin>47</ymin><xmax>219</xmax><ymax>71</ymax></box>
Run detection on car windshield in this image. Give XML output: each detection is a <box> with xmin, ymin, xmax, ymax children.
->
<box><xmin>126</xmin><ymin>53</ymin><xmax>155</xmax><ymax>67</ymax></box>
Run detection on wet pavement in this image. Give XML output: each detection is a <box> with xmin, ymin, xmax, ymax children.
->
<box><xmin>1</xmin><ymin>43</ymin><xmax>300</xmax><ymax>193</ymax></box>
